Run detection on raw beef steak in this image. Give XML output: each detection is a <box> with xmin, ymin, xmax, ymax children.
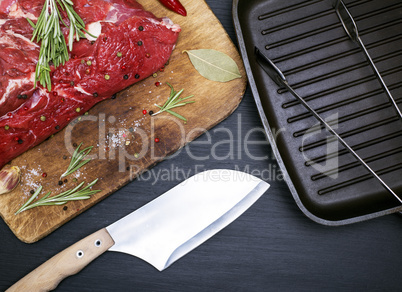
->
<box><xmin>0</xmin><ymin>0</ymin><xmax>180</xmax><ymax>169</ymax></box>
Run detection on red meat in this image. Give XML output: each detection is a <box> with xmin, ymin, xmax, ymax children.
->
<box><xmin>0</xmin><ymin>0</ymin><xmax>180</xmax><ymax>169</ymax></box>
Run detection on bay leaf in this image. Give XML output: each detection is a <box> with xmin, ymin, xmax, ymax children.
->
<box><xmin>183</xmin><ymin>49</ymin><xmax>241</xmax><ymax>82</ymax></box>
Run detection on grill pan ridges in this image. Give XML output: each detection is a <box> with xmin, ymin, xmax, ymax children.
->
<box><xmin>233</xmin><ymin>0</ymin><xmax>402</xmax><ymax>224</ymax></box>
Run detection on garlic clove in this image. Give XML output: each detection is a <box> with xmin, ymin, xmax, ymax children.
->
<box><xmin>0</xmin><ymin>165</ymin><xmax>21</xmax><ymax>195</ymax></box>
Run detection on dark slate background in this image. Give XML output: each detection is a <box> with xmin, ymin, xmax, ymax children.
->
<box><xmin>1</xmin><ymin>0</ymin><xmax>402</xmax><ymax>291</ymax></box>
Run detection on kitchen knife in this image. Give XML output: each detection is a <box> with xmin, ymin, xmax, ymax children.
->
<box><xmin>7</xmin><ymin>169</ymin><xmax>269</xmax><ymax>292</ymax></box>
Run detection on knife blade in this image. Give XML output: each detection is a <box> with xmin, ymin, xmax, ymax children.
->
<box><xmin>7</xmin><ymin>169</ymin><xmax>269</xmax><ymax>292</ymax></box>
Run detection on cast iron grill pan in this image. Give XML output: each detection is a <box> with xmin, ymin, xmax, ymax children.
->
<box><xmin>233</xmin><ymin>0</ymin><xmax>402</xmax><ymax>224</ymax></box>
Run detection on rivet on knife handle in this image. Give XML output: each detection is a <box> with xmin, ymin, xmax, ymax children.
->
<box><xmin>6</xmin><ymin>228</ymin><xmax>115</xmax><ymax>292</ymax></box>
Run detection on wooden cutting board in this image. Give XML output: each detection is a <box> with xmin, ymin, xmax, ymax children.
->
<box><xmin>0</xmin><ymin>0</ymin><xmax>246</xmax><ymax>243</ymax></box>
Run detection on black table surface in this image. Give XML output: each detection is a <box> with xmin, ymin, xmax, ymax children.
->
<box><xmin>2</xmin><ymin>1</ymin><xmax>402</xmax><ymax>291</ymax></box>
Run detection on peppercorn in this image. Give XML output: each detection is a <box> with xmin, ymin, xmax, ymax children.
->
<box><xmin>139</xmin><ymin>26</ymin><xmax>144</xmax><ymax>31</ymax></box>
<box><xmin>58</xmin><ymin>180</ymin><xmax>63</xmax><ymax>186</ymax></box>
<box><xmin>111</xmin><ymin>94</ymin><xmax>117</xmax><ymax>99</ymax></box>
<box><xmin>70</xmin><ymin>81</ymin><xmax>74</xmax><ymax>86</ymax></box>
<box><xmin>40</xmin><ymin>116</ymin><xmax>46</xmax><ymax>121</ymax></box>
<box><xmin>42</xmin><ymin>173</ymin><xmax>47</xmax><ymax>178</ymax></box>
<box><xmin>117</xmin><ymin>52</ymin><xmax>122</xmax><ymax>57</ymax></box>
<box><xmin>87</xmin><ymin>60</ymin><xmax>92</xmax><ymax>66</ymax></box>
<box><xmin>64</xmin><ymin>179</ymin><xmax>68</xmax><ymax>183</ymax></box>
<box><xmin>105</xmin><ymin>74</ymin><xmax>110</xmax><ymax>80</ymax></box>
<box><xmin>137</xmin><ymin>41</ymin><xmax>143</xmax><ymax>46</ymax></box>
<box><xmin>4</xmin><ymin>125</ymin><xmax>9</xmax><ymax>130</ymax></box>
<box><xmin>73</xmin><ymin>143</ymin><xmax>77</xmax><ymax>148</ymax></box>
<box><xmin>135</xmin><ymin>74</ymin><xmax>140</xmax><ymax>79</ymax></box>
<box><xmin>18</xmin><ymin>139</ymin><xmax>23</xmax><ymax>144</ymax></box>
<box><xmin>123</xmin><ymin>74</ymin><xmax>129</xmax><ymax>80</ymax></box>
<box><xmin>149</xmin><ymin>110</ymin><xmax>154</xmax><ymax>115</ymax></box>
<box><xmin>93</xmin><ymin>92</ymin><xmax>98</xmax><ymax>97</ymax></box>
<box><xmin>63</xmin><ymin>206</ymin><xmax>68</xmax><ymax>211</ymax></box>
<box><xmin>55</xmin><ymin>125</ymin><xmax>60</xmax><ymax>130</ymax></box>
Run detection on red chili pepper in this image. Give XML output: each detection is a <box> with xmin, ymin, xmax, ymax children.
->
<box><xmin>157</xmin><ymin>0</ymin><xmax>187</xmax><ymax>16</ymax></box>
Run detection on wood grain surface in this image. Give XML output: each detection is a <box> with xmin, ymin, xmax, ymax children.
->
<box><xmin>6</xmin><ymin>228</ymin><xmax>114</xmax><ymax>291</ymax></box>
<box><xmin>0</xmin><ymin>0</ymin><xmax>247</xmax><ymax>243</ymax></box>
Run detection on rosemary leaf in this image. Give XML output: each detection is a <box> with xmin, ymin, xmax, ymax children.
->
<box><xmin>61</xmin><ymin>143</ymin><xmax>93</xmax><ymax>179</ymax></box>
<box><xmin>15</xmin><ymin>179</ymin><xmax>101</xmax><ymax>215</ymax></box>
<box><xmin>177</xmin><ymin>95</ymin><xmax>195</xmax><ymax>102</ymax></box>
<box><xmin>17</xmin><ymin>187</ymin><xmax>43</xmax><ymax>212</ymax></box>
<box><xmin>167</xmin><ymin>82</ymin><xmax>176</xmax><ymax>98</ymax></box>
<box><xmin>29</xmin><ymin>0</ymin><xmax>96</xmax><ymax>90</ymax></box>
<box><xmin>165</xmin><ymin>109</ymin><xmax>187</xmax><ymax>121</ymax></box>
<box><xmin>168</xmin><ymin>101</ymin><xmax>196</xmax><ymax>109</ymax></box>
<box><xmin>26</xmin><ymin>18</ymin><xmax>36</xmax><ymax>28</ymax></box>
<box><xmin>152</xmin><ymin>83</ymin><xmax>195</xmax><ymax>121</ymax></box>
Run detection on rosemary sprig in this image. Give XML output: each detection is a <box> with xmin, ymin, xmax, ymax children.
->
<box><xmin>15</xmin><ymin>179</ymin><xmax>101</xmax><ymax>214</ymax></box>
<box><xmin>60</xmin><ymin>143</ymin><xmax>93</xmax><ymax>179</ymax></box>
<box><xmin>29</xmin><ymin>0</ymin><xmax>96</xmax><ymax>91</ymax></box>
<box><xmin>153</xmin><ymin>82</ymin><xmax>195</xmax><ymax>121</ymax></box>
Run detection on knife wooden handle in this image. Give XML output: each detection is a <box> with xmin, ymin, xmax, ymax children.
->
<box><xmin>7</xmin><ymin>228</ymin><xmax>115</xmax><ymax>292</ymax></box>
